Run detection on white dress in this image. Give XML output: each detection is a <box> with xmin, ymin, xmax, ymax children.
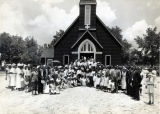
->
<box><xmin>121</xmin><ymin>71</ymin><xmax>127</xmax><ymax>89</ymax></box>
<box><xmin>100</xmin><ymin>77</ymin><xmax>105</xmax><ymax>86</ymax></box>
<box><xmin>141</xmin><ymin>69</ymin><xmax>149</xmax><ymax>86</ymax></box>
<box><xmin>93</xmin><ymin>75</ymin><xmax>97</xmax><ymax>88</ymax></box>
<box><xmin>104</xmin><ymin>77</ymin><xmax>109</xmax><ymax>87</ymax></box>
<box><xmin>146</xmin><ymin>71</ymin><xmax>156</xmax><ymax>94</ymax></box>
<box><xmin>95</xmin><ymin>77</ymin><xmax>101</xmax><ymax>87</ymax></box>
<box><xmin>10</xmin><ymin>68</ymin><xmax>16</xmax><ymax>87</ymax></box>
<box><xmin>6</xmin><ymin>68</ymin><xmax>11</xmax><ymax>87</ymax></box>
<box><xmin>16</xmin><ymin>68</ymin><xmax>24</xmax><ymax>89</ymax></box>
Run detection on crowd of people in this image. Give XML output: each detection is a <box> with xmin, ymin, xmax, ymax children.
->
<box><xmin>5</xmin><ymin>58</ymin><xmax>158</xmax><ymax>105</ymax></box>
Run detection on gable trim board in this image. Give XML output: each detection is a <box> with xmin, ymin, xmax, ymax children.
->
<box><xmin>71</xmin><ymin>30</ymin><xmax>103</xmax><ymax>49</ymax></box>
<box><xmin>54</xmin><ymin>16</ymin><xmax>123</xmax><ymax>48</ymax></box>
<box><xmin>96</xmin><ymin>16</ymin><xmax>123</xmax><ymax>47</ymax></box>
<box><xmin>54</xmin><ymin>16</ymin><xmax>79</xmax><ymax>47</ymax></box>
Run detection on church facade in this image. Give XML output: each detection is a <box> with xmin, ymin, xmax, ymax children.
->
<box><xmin>53</xmin><ymin>0</ymin><xmax>122</xmax><ymax>65</ymax></box>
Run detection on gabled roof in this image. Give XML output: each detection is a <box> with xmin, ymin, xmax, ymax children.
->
<box><xmin>96</xmin><ymin>16</ymin><xmax>123</xmax><ymax>47</ymax></box>
<box><xmin>41</xmin><ymin>48</ymin><xmax>54</xmax><ymax>58</ymax></box>
<box><xmin>54</xmin><ymin>16</ymin><xmax>79</xmax><ymax>47</ymax></box>
<box><xmin>71</xmin><ymin>30</ymin><xmax>103</xmax><ymax>49</ymax></box>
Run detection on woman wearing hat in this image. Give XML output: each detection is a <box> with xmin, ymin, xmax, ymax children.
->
<box><xmin>5</xmin><ymin>64</ymin><xmax>12</xmax><ymax>88</ymax></box>
<box><xmin>10</xmin><ymin>64</ymin><xmax>17</xmax><ymax>91</ymax></box>
<box><xmin>121</xmin><ymin>67</ymin><xmax>127</xmax><ymax>92</ymax></box>
<box><xmin>140</xmin><ymin>67</ymin><xmax>149</xmax><ymax>94</ymax></box>
<box><xmin>16</xmin><ymin>63</ymin><xmax>24</xmax><ymax>91</ymax></box>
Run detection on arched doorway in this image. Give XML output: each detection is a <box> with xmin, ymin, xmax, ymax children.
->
<box><xmin>78</xmin><ymin>39</ymin><xmax>96</xmax><ymax>60</ymax></box>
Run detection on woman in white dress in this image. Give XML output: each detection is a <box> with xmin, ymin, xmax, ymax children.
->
<box><xmin>121</xmin><ymin>67</ymin><xmax>127</xmax><ymax>92</ymax></box>
<box><xmin>93</xmin><ymin>73</ymin><xmax>97</xmax><ymax>88</ymax></box>
<box><xmin>146</xmin><ymin>68</ymin><xmax>157</xmax><ymax>105</ymax></box>
<box><xmin>140</xmin><ymin>67</ymin><xmax>149</xmax><ymax>94</ymax></box>
<box><xmin>104</xmin><ymin>69</ymin><xmax>109</xmax><ymax>92</ymax></box>
<box><xmin>10</xmin><ymin>64</ymin><xmax>17</xmax><ymax>91</ymax></box>
<box><xmin>16</xmin><ymin>64</ymin><xmax>24</xmax><ymax>91</ymax></box>
<box><xmin>5</xmin><ymin>64</ymin><xmax>11</xmax><ymax>88</ymax></box>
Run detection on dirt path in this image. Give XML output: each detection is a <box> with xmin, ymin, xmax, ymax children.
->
<box><xmin>0</xmin><ymin>72</ymin><xmax>160</xmax><ymax>114</ymax></box>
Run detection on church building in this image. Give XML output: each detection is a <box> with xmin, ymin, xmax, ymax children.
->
<box><xmin>52</xmin><ymin>0</ymin><xmax>122</xmax><ymax>65</ymax></box>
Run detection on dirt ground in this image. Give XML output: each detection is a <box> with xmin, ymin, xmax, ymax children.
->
<box><xmin>0</xmin><ymin>71</ymin><xmax>160</xmax><ymax>114</ymax></box>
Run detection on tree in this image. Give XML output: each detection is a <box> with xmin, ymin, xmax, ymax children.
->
<box><xmin>108</xmin><ymin>26</ymin><xmax>132</xmax><ymax>64</ymax></box>
<box><xmin>0</xmin><ymin>32</ymin><xmax>12</xmax><ymax>62</ymax></box>
<box><xmin>21</xmin><ymin>36</ymin><xmax>41</xmax><ymax>64</ymax></box>
<box><xmin>10</xmin><ymin>35</ymin><xmax>25</xmax><ymax>63</ymax></box>
<box><xmin>107</xmin><ymin>26</ymin><xmax>123</xmax><ymax>42</ymax></box>
<box><xmin>134</xmin><ymin>27</ymin><xmax>160</xmax><ymax>65</ymax></box>
<box><xmin>50</xmin><ymin>29</ymin><xmax>65</xmax><ymax>47</ymax></box>
<box><xmin>0</xmin><ymin>32</ymin><xmax>42</xmax><ymax>64</ymax></box>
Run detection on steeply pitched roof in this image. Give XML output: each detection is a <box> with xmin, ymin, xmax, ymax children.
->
<box><xmin>54</xmin><ymin>15</ymin><xmax>123</xmax><ymax>48</ymax></box>
<box><xmin>96</xmin><ymin>16</ymin><xmax>123</xmax><ymax>47</ymax></box>
<box><xmin>54</xmin><ymin>16</ymin><xmax>79</xmax><ymax>47</ymax></box>
<box><xmin>41</xmin><ymin>48</ymin><xmax>54</xmax><ymax>58</ymax></box>
<box><xmin>71</xmin><ymin>30</ymin><xmax>103</xmax><ymax>49</ymax></box>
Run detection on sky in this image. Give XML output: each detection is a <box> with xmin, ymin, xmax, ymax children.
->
<box><xmin>0</xmin><ymin>0</ymin><xmax>160</xmax><ymax>48</ymax></box>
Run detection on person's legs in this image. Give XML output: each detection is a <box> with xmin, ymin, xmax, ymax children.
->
<box><xmin>115</xmin><ymin>80</ymin><xmax>118</xmax><ymax>93</ymax></box>
<box><xmin>148</xmin><ymin>93</ymin><xmax>151</xmax><ymax>104</ymax></box>
<box><xmin>151</xmin><ymin>93</ymin><xmax>154</xmax><ymax>104</ymax></box>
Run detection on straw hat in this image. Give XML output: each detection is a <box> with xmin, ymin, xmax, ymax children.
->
<box><xmin>12</xmin><ymin>63</ymin><xmax>16</xmax><ymax>67</ymax></box>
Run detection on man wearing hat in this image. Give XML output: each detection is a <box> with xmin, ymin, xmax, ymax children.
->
<box><xmin>31</xmin><ymin>67</ymin><xmax>38</xmax><ymax>95</ymax></box>
<box><xmin>115</xmin><ymin>66</ymin><xmax>121</xmax><ymax>93</ymax></box>
<box><xmin>24</xmin><ymin>64</ymin><xmax>32</xmax><ymax>92</ymax></box>
<box><xmin>132</xmin><ymin>67</ymin><xmax>142</xmax><ymax>100</ymax></box>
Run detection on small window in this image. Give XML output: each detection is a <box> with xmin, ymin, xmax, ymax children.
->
<box><xmin>105</xmin><ymin>55</ymin><xmax>111</xmax><ymax>66</ymax></box>
<box><xmin>85</xmin><ymin>5</ymin><xmax>91</xmax><ymax>26</ymax></box>
<box><xmin>63</xmin><ymin>55</ymin><xmax>69</xmax><ymax>65</ymax></box>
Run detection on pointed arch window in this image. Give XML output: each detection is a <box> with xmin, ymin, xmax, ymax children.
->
<box><xmin>80</xmin><ymin>41</ymin><xmax>95</xmax><ymax>52</ymax></box>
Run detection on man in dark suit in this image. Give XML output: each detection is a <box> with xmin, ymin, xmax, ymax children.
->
<box><xmin>132</xmin><ymin>67</ymin><xmax>142</xmax><ymax>100</ymax></box>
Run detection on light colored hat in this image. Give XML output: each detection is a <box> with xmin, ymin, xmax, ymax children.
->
<box><xmin>122</xmin><ymin>66</ymin><xmax>127</xmax><ymax>70</ymax></box>
<box><xmin>12</xmin><ymin>63</ymin><xmax>16</xmax><ymax>67</ymax></box>
<box><xmin>8</xmin><ymin>64</ymin><xmax>11</xmax><ymax>66</ymax></box>
<box><xmin>28</xmin><ymin>64</ymin><xmax>31</xmax><ymax>67</ymax></box>
<box><xmin>58</xmin><ymin>66</ymin><xmax>62</xmax><ymax>69</ymax></box>
<box><xmin>17</xmin><ymin>63</ymin><xmax>23</xmax><ymax>67</ymax></box>
<box><xmin>144</xmin><ymin>67</ymin><xmax>148</xmax><ymax>70</ymax></box>
<box><xmin>24</xmin><ymin>64</ymin><xmax>28</xmax><ymax>67</ymax></box>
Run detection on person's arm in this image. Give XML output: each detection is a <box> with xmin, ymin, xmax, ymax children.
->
<box><xmin>5</xmin><ymin>69</ymin><xmax>8</xmax><ymax>80</ymax></box>
<box><xmin>153</xmin><ymin>75</ymin><xmax>157</xmax><ymax>88</ymax></box>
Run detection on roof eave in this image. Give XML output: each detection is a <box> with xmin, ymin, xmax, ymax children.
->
<box><xmin>96</xmin><ymin>15</ymin><xmax>123</xmax><ymax>48</ymax></box>
<box><xmin>54</xmin><ymin>16</ymin><xmax>79</xmax><ymax>47</ymax></box>
<box><xmin>71</xmin><ymin>30</ymin><xmax>103</xmax><ymax>49</ymax></box>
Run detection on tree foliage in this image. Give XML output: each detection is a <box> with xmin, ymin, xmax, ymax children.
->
<box><xmin>134</xmin><ymin>27</ymin><xmax>160</xmax><ymax>65</ymax></box>
<box><xmin>50</xmin><ymin>29</ymin><xmax>65</xmax><ymax>47</ymax></box>
<box><xmin>0</xmin><ymin>32</ymin><xmax>42</xmax><ymax>64</ymax></box>
<box><xmin>108</xmin><ymin>26</ymin><xmax>132</xmax><ymax>64</ymax></box>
